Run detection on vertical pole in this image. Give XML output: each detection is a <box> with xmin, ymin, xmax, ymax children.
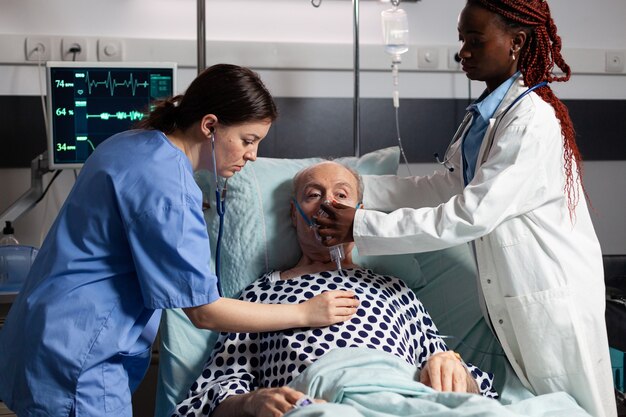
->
<box><xmin>197</xmin><ymin>0</ymin><xmax>206</xmax><ymax>74</ymax></box>
<box><xmin>353</xmin><ymin>0</ymin><xmax>360</xmax><ymax>157</ymax></box>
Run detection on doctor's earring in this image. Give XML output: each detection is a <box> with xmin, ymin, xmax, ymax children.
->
<box><xmin>511</xmin><ymin>47</ymin><xmax>520</xmax><ymax>61</ymax></box>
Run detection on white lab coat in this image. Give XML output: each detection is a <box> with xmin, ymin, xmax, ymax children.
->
<box><xmin>355</xmin><ymin>77</ymin><xmax>616</xmax><ymax>417</ymax></box>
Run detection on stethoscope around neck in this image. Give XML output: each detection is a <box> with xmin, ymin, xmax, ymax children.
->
<box><xmin>210</xmin><ymin>127</ymin><xmax>228</xmax><ymax>297</ymax></box>
<box><xmin>434</xmin><ymin>81</ymin><xmax>548</xmax><ymax>172</ymax></box>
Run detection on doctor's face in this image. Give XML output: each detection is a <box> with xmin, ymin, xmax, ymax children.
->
<box><xmin>457</xmin><ymin>3</ymin><xmax>520</xmax><ymax>91</ymax></box>
<box><xmin>291</xmin><ymin>162</ymin><xmax>360</xmax><ymax>254</ymax></box>
<box><xmin>200</xmin><ymin>119</ymin><xmax>271</xmax><ymax>178</ymax></box>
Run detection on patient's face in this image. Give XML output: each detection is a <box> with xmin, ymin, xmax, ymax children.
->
<box><xmin>292</xmin><ymin>162</ymin><xmax>359</xmax><ymax>254</ymax></box>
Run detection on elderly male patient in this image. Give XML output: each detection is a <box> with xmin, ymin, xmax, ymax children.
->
<box><xmin>172</xmin><ymin>161</ymin><xmax>497</xmax><ymax>417</ymax></box>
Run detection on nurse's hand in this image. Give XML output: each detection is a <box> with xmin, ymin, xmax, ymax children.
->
<box><xmin>420</xmin><ymin>351</ymin><xmax>479</xmax><ymax>394</ymax></box>
<box><xmin>315</xmin><ymin>200</ymin><xmax>357</xmax><ymax>246</ymax></box>
<box><xmin>301</xmin><ymin>290</ymin><xmax>360</xmax><ymax>327</ymax></box>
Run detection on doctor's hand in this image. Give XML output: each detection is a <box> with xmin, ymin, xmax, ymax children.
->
<box><xmin>314</xmin><ymin>200</ymin><xmax>357</xmax><ymax>247</ymax></box>
<box><xmin>420</xmin><ymin>351</ymin><xmax>479</xmax><ymax>394</ymax></box>
<box><xmin>301</xmin><ymin>290</ymin><xmax>359</xmax><ymax>327</ymax></box>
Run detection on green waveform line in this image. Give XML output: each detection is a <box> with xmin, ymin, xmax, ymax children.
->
<box><xmin>76</xmin><ymin>136</ymin><xmax>96</xmax><ymax>151</ymax></box>
<box><xmin>85</xmin><ymin>71</ymin><xmax>149</xmax><ymax>96</ymax></box>
<box><xmin>86</xmin><ymin>111</ymin><xmax>145</xmax><ymax>121</ymax></box>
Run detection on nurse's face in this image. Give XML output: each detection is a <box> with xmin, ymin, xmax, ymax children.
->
<box><xmin>457</xmin><ymin>3</ymin><xmax>522</xmax><ymax>92</ymax></box>
<box><xmin>291</xmin><ymin>162</ymin><xmax>359</xmax><ymax>256</ymax></box>
<box><xmin>200</xmin><ymin>119</ymin><xmax>272</xmax><ymax>178</ymax></box>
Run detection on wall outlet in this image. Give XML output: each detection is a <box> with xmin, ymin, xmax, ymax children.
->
<box><xmin>62</xmin><ymin>37</ymin><xmax>88</xmax><ymax>61</ymax></box>
<box><xmin>448</xmin><ymin>47</ymin><xmax>461</xmax><ymax>70</ymax></box>
<box><xmin>606</xmin><ymin>50</ymin><xmax>625</xmax><ymax>73</ymax></box>
<box><xmin>417</xmin><ymin>47</ymin><xmax>439</xmax><ymax>70</ymax></box>
<box><xmin>98</xmin><ymin>38</ymin><xmax>124</xmax><ymax>61</ymax></box>
<box><xmin>25</xmin><ymin>37</ymin><xmax>51</xmax><ymax>61</ymax></box>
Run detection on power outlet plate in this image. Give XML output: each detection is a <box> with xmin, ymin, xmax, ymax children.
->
<box><xmin>606</xmin><ymin>50</ymin><xmax>625</xmax><ymax>73</ymax></box>
<box><xmin>62</xmin><ymin>37</ymin><xmax>88</xmax><ymax>61</ymax></box>
<box><xmin>448</xmin><ymin>47</ymin><xmax>461</xmax><ymax>70</ymax></box>
<box><xmin>25</xmin><ymin>37</ymin><xmax>51</xmax><ymax>61</ymax></box>
<box><xmin>417</xmin><ymin>47</ymin><xmax>439</xmax><ymax>70</ymax></box>
<box><xmin>98</xmin><ymin>38</ymin><xmax>124</xmax><ymax>61</ymax></box>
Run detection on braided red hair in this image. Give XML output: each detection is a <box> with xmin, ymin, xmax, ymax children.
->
<box><xmin>469</xmin><ymin>0</ymin><xmax>583</xmax><ymax>217</ymax></box>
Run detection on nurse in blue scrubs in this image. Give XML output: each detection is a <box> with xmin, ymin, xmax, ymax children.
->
<box><xmin>0</xmin><ymin>64</ymin><xmax>359</xmax><ymax>417</ymax></box>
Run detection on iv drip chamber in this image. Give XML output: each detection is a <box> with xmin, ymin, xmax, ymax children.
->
<box><xmin>381</xmin><ymin>7</ymin><xmax>409</xmax><ymax>58</ymax></box>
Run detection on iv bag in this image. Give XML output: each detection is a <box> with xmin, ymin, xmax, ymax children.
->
<box><xmin>381</xmin><ymin>7</ymin><xmax>409</xmax><ymax>57</ymax></box>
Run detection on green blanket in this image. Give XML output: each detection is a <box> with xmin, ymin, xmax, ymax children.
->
<box><xmin>286</xmin><ymin>348</ymin><xmax>592</xmax><ymax>417</ymax></box>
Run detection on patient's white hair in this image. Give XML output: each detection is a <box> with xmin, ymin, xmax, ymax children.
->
<box><xmin>292</xmin><ymin>160</ymin><xmax>364</xmax><ymax>202</ymax></box>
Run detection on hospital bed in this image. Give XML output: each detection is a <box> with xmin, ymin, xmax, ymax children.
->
<box><xmin>154</xmin><ymin>146</ymin><xmax>594</xmax><ymax>417</ymax></box>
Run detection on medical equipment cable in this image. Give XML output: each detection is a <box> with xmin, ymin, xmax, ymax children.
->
<box><xmin>392</xmin><ymin>61</ymin><xmax>412</xmax><ymax>176</ymax></box>
<box><xmin>33</xmin><ymin>170</ymin><xmax>62</xmax><ymax>205</ymax></box>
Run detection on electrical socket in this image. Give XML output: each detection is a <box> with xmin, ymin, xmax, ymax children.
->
<box><xmin>606</xmin><ymin>50</ymin><xmax>625</xmax><ymax>73</ymax></box>
<box><xmin>417</xmin><ymin>47</ymin><xmax>439</xmax><ymax>70</ymax></box>
<box><xmin>98</xmin><ymin>38</ymin><xmax>124</xmax><ymax>61</ymax></box>
<box><xmin>448</xmin><ymin>47</ymin><xmax>461</xmax><ymax>70</ymax></box>
<box><xmin>25</xmin><ymin>37</ymin><xmax>51</xmax><ymax>62</ymax></box>
<box><xmin>62</xmin><ymin>37</ymin><xmax>88</xmax><ymax>61</ymax></box>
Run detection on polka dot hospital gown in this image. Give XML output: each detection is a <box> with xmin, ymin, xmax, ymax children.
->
<box><xmin>172</xmin><ymin>269</ymin><xmax>498</xmax><ymax>416</ymax></box>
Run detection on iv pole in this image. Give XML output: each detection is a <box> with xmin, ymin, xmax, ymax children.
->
<box><xmin>352</xmin><ymin>0</ymin><xmax>361</xmax><ymax>157</ymax></box>
<box><xmin>197</xmin><ymin>0</ymin><xmax>206</xmax><ymax>74</ymax></box>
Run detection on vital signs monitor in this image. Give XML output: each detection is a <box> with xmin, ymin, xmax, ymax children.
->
<box><xmin>46</xmin><ymin>61</ymin><xmax>176</xmax><ymax>169</ymax></box>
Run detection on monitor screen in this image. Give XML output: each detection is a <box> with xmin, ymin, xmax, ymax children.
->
<box><xmin>46</xmin><ymin>61</ymin><xmax>177</xmax><ymax>169</ymax></box>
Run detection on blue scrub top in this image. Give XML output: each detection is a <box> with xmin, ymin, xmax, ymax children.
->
<box><xmin>0</xmin><ymin>130</ymin><xmax>220</xmax><ymax>417</ymax></box>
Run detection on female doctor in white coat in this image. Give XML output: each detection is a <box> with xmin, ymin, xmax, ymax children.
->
<box><xmin>317</xmin><ymin>1</ymin><xmax>616</xmax><ymax>416</ymax></box>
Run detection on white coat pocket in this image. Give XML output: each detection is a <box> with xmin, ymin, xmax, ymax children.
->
<box><xmin>504</xmin><ymin>287</ymin><xmax>583</xmax><ymax>380</ymax></box>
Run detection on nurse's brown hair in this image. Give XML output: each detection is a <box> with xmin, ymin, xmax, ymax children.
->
<box><xmin>136</xmin><ymin>63</ymin><xmax>278</xmax><ymax>132</ymax></box>
<box><xmin>468</xmin><ymin>0</ymin><xmax>583</xmax><ymax>217</ymax></box>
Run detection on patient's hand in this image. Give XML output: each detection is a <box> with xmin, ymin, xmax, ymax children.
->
<box><xmin>301</xmin><ymin>290</ymin><xmax>359</xmax><ymax>327</ymax></box>
<box><xmin>214</xmin><ymin>386</ymin><xmax>324</xmax><ymax>417</ymax></box>
<box><xmin>419</xmin><ymin>351</ymin><xmax>479</xmax><ymax>394</ymax></box>
<box><xmin>246</xmin><ymin>387</ymin><xmax>323</xmax><ymax>417</ymax></box>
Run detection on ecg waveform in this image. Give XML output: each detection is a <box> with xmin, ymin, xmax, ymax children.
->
<box><xmin>86</xmin><ymin>111</ymin><xmax>146</xmax><ymax>121</ymax></box>
<box><xmin>84</xmin><ymin>71</ymin><xmax>149</xmax><ymax>96</ymax></box>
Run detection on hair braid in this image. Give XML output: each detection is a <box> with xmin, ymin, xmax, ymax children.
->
<box><xmin>470</xmin><ymin>0</ymin><xmax>583</xmax><ymax>217</ymax></box>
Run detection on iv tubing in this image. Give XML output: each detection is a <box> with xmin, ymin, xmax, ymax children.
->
<box><xmin>391</xmin><ymin>61</ymin><xmax>412</xmax><ymax>176</ymax></box>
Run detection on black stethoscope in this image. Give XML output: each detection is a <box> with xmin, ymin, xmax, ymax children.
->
<box><xmin>434</xmin><ymin>81</ymin><xmax>548</xmax><ymax>172</ymax></box>
<box><xmin>210</xmin><ymin>127</ymin><xmax>228</xmax><ymax>297</ymax></box>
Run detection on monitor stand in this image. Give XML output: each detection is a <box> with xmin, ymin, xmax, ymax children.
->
<box><xmin>0</xmin><ymin>151</ymin><xmax>53</xmax><ymax>225</ymax></box>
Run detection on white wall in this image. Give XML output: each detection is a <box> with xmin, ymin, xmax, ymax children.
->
<box><xmin>1</xmin><ymin>0</ymin><xmax>625</xmax><ymax>253</ymax></box>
